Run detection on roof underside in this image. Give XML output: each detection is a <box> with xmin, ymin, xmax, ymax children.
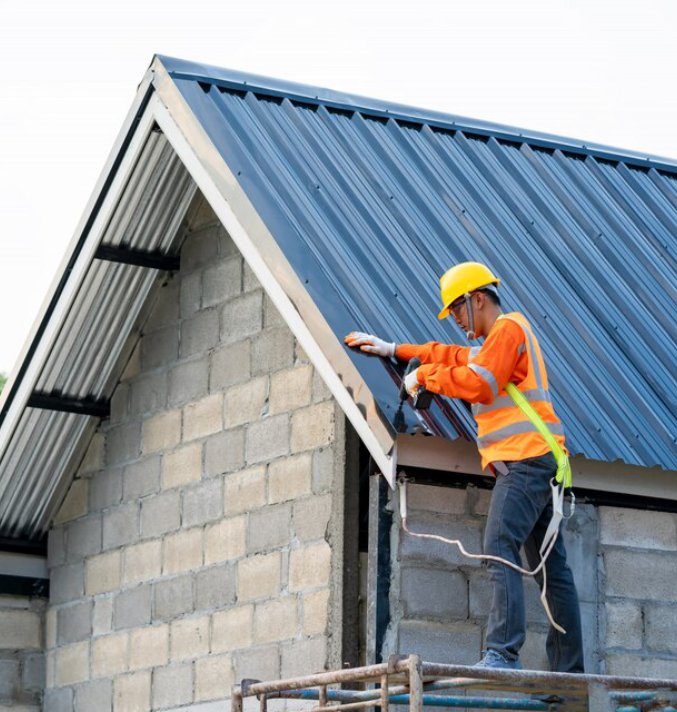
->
<box><xmin>163</xmin><ymin>57</ymin><xmax>677</xmax><ymax>471</ymax></box>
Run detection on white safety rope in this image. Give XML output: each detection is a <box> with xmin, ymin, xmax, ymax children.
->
<box><xmin>398</xmin><ymin>476</ymin><xmax>567</xmax><ymax>634</ymax></box>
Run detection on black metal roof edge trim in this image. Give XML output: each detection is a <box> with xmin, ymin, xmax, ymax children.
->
<box><xmin>158</xmin><ymin>55</ymin><xmax>677</xmax><ymax>177</ymax></box>
<box><xmin>0</xmin><ymin>83</ymin><xmax>157</xmax><ymax>430</ymax></box>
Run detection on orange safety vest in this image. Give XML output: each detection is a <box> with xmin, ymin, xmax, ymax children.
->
<box><xmin>469</xmin><ymin>312</ymin><xmax>566</xmax><ymax>468</ymax></box>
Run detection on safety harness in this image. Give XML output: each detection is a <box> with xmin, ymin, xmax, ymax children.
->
<box><xmin>400</xmin><ymin>382</ymin><xmax>575</xmax><ymax>633</ymax></box>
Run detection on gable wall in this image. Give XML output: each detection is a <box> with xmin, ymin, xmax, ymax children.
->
<box><xmin>43</xmin><ymin>195</ymin><xmax>347</xmax><ymax>711</ymax></box>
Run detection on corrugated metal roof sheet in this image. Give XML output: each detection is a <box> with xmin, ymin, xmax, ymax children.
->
<box><xmin>161</xmin><ymin>56</ymin><xmax>677</xmax><ymax>471</ymax></box>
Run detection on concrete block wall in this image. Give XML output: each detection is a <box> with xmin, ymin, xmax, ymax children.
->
<box><xmin>600</xmin><ymin>506</ymin><xmax>677</xmax><ymax>677</ymax></box>
<box><xmin>44</xmin><ymin>194</ymin><xmax>346</xmax><ymax>711</ymax></box>
<box><xmin>0</xmin><ymin>596</ymin><xmax>44</xmax><ymax>711</ymax></box>
<box><xmin>387</xmin><ymin>482</ymin><xmax>602</xmax><ymax>672</ymax></box>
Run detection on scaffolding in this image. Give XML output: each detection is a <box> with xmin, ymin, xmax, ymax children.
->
<box><xmin>232</xmin><ymin>655</ymin><xmax>677</xmax><ymax>712</ymax></box>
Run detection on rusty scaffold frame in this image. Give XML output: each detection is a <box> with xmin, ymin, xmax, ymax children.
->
<box><xmin>232</xmin><ymin>655</ymin><xmax>677</xmax><ymax>712</ymax></box>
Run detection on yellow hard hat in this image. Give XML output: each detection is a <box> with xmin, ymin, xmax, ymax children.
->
<box><xmin>437</xmin><ymin>262</ymin><xmax>501</xmax><ymax>319</ymax></box>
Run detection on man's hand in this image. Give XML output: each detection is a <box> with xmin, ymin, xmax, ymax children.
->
<box><xmin>344</xmin><ymin>332</ymin><xmax>396</xmax><ymax>358</ymax></box>
<box><xmin>404</xmin><ymin>368</ymin><xmax>422</xmax><ymax>397</ymax></box>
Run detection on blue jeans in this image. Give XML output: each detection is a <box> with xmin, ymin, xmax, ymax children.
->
<box><xmin>483</xmin><ymin>453</ymin><xmax>584</xmax><ymax>672</ymax></box>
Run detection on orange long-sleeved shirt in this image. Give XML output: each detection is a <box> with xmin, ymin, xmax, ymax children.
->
<box><xmin>395</xmin><ymin>318</ymin><xmax>528</xmax><ymax>404</ymax></box>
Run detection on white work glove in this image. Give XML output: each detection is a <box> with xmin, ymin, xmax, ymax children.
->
<box><xmin>404</xmin><ymin>368</ymin><xmax>422</xmax><ymax>396</ymax></box>
<box><xmin>344</xmin><ymin>332</ymin><xmax>396</xmax><ymax>357</ymax></box>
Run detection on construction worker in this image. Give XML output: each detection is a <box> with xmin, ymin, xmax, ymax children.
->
<box><xmin>345</xmin><ymin>261</ymin><xmax>584</xmax><ymax>672</ymax></box>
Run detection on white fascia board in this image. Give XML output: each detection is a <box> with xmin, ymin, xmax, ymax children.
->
<box><xmin>148</xmin><ymin>75</ymin><xmax>397</xmax><ymax>485</ymax></box>
<box><xmin>0</xmin><ymin>83</ymin><xmax>159</xmax><ymax>464</ymax></box>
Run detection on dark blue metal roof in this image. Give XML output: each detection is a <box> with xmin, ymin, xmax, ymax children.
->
<box><xmin>159</xmin><ymin>56</ymin><xmax>677</xmax><ymax>471</ymax></box>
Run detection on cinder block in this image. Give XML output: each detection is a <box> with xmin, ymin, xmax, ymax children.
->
<box><xmin>49</xmin><ymin>563</ymin><xmax>84</xmax><ymax>604</ymax></box>
<box><xmin>195</xmin><ymin>653</ymin><xmax>234</xmax><ymax>703</ymax></box>
<box><xmin>163</xmin><ymin>527</ymin><xmax>203</xmax><ymax>575</ymax></box>
<box><xmin>75</xmin><ymin>678</ymin><xmax>112</xmax><ymax>712</ymax></box>
<box><xmin>102</xmin><ymin>502</ymin><xmax>139</xmax><ymax>549</ymax></box>
<box><xmin>242</xmin><ymin>262</ymin><xmax>260</xmax><ymax>293</ymax></box>
<box><xmin>269</xmin><ymin>453</ymin><xmax>312</xmax><ymax>504</ymax></box>
<box><xmin>89</xmin><ymin>467</ymin><xmax>123</xmax><ymax>513</ymax></box>
<box><xmin>204</xmin><ymin>428</ymin><xmax>245</xmax><ymax>477</ymax></box>
<box><xmin>302</xmin><ymin>589</ymin><xmax>329</xmax><ymax>636</ymax></box>
<box><xmin>234</xmin><ymin>645</ymin><xmax>279</xmax><ymax>682</ymax></box>
<box><xmin>80</xmin><ymin>432</ymin><xmax>105</xmax><ymax>473</ymax></box>
<box><xmin>0</xmin><ymin>657</ymin><xmax>19</xmax><ymax>699</ymax></box>
<box><xmin>237</xmin><ymin>553</ymin><xmax>281</xmax><ymax>601</ymax></box>
<box><xmin>43</xmin><ymin>686</ymin><xmax>73</xmax><ymax>712</ymax></box>
<box><xmin>168</xmin><ymin>356</ymin><xmax>209</xmax><ymax>407</ymax></box>
<box><xmin>289</xmin><ymin>542</ymin><xmax>331</xmax><ymax>592</ymax></box>
<box><xmin>141</xmin><ymin>325</ymin><xmax>179</xmax><ymax>371</ymax></box>
<box><xmin>129</xmin><ymin>625</ymin><xmax>169</xmax><ymax>671</ymax></box>
<box><xmin>311</xmin><ymin>368</ymin><xmax>332</xmax><ymax>404</ymax></box>
<box><xmin>247</xmin><ymin>503</ymin><xmax>292</xmax><ymax>554</ymax></box>
<box><xmin>401</xmin><ymin>566</ymin><xmax>468</xmax><ymax>621</ymax></box>
<box><xmin>280</xmin><ymin>637</ymin><xmax>326</xmax><ymax>678</ymax></box>
<box><xmin>251</xmin><ymin>327</ymin><xmax>295</xmax><ymax>375</ymax></box>
<box><xmin>180</xmin><ymin>271</ymin><xmax>202</xmax><ymax>317</ymax></box>
<box><xmin>268</xmin><ymin>365</ymin><xmax>313</xmax><ymax>417</ymax></box>
<box><xmin>400</xmin><ymin>514</ymin><xmax>483</xmax><ymax>568</ymax></box>
<box><xmin>113</xmin><ymin>584</ymin><xmax>152</xmax><ymax>629</ymax></box>
<box><xmin>153</xmin><ymin>574</ymin><xmax>194</xmax><ymax>621</ymax></box>
<box><xmin>181</xmin><ymin>308</ymin><xmax>220</xmax><ymax>358</ymax></box>
<box><xmin>182</xmin><ymin>478</ymin><xmax>223</xmax><ymax>528</ymax></box>
<box><xmin>140</xmin><ymin>489</ymin><xmax>181</xmax><ymax>539</ymax></box>
<box><xmin>0</xmin><ymin>609</ymin><xmax>41</xmax><ymax>650</ymax></box>
<box><xmin>290</xmin><ymin>402</ymin><xmax>335</xmax><ymax>453</ymax></box>
<box><xmin>246</xmin><ymin>415</ymin><xmax>289</xmax><ymax>464</ymax></box>
<box><xmin>218</xmin><ymin>226</ymin><xmax>239</xmax><ymax>258</ymax></box>
<box><xmin>152</xmin><ymin>662</ymin><xmax>193</xmax><ymax>708</ymax></box>
<box><xmin>604</xmin><ymin>549</ymin><xmax>677</xmax><ymax>602</ymax></box>
<box><xmin>48</xmin><ymin>526</ymin><xmax>66</xmax><ymax>567</ymax></box>
<box><xmin>293</xmin><ymin>494</ymin><xmax>332</xmax><ymax>542</ymax></box>
<box><xmin>146</xmin><ymin>279</ymin><xmax>179</xmax><ymax>331</ymax></box>
<box><xmin>169</xmin><ymin>615</ymin><xmax>210</xmax><ymax>661</ymax></box>
<box><xmin>106</xmin><ymin>422</ymin><xmax>142</xmax><ymax>466</ymax></box>
<box><xmin>204</xmin><ymin>516</ymin><xmax>246</xmax><ymax>565</ymax></box>
<box><xmin>114</xmin><ymin>670</ymin><xmax>151</xmax><ymax>712</ymax></box>
<box><xmin>203</xmin><ymin>256</ymin><xmax>242</xmax><ymax>308</ymax></box>
<box><xmin>142</xmin><ymin>410</ymin><xmax>182</xmax><ymax>454</ymax></box>
<box><xmin>110</xmin><ymin>382</ymin><xmax>129</xmax><ymax>424</ymax></box>
<box><xmin>123</xmin><ymin>456</ymin><xmax>161</xmax><ymax>501</ymax></box>
<box><xmin>520</xmin><ymin>630</ymin><xmax>549</xmax><ymax>672</ymax></box>
<box><xmin>85</xmin><ymin>551</ymin><xmax>121</xmax><ymax>596</ymax></box>
<box><xmin>605</xmin><ymin>654</ymin><xmax>677</xmax><ymax>679</ymax></box>
<box><xmin>220</xmin><ymin>290</ymin><xmax>263</xmax><ymax>344</ymax></box>
<box><xmin>312</xmin><ymin>447</ymin><xmax>334</xmax><ymax>494</ymax></box>
<box><xmin>92</xmin><ymin>597</ymin><xmax>113</xmax><ymax>637</ymax></box>
<box><xmin>604</xmin><ymin>600</ymin><xmax>642</xmax><ymax>650</ymax></box>
<box><xmin>55</xmin><ymin>641</ymin><xmax>90</xmax><ymax>686</ymax></box>
<box><xmin>22</xmin><ymin>651</ymin><xmax>45</xmax><ymax>693</ymax></box>
<box><xmin>183</xmin><ymin>394</ymin><xmax>224</xmax><ymax>442</ymax></box>
<box><xmin>129</xmin><ymin>371</ymin><xmax>168</xmax><ymax>417</ymax></box>
<box><xmin>57</xmin><ymin>601</ymin><xmax>92</xmax><ymax>645</ymax></box>
<box><xmin>181</xmin><ymin>225</ymin><xmax>220</xmax><ymax>272</ymax></box>
<box><xmin>54</xmin><ymin>479</ymin><xmax>89</xmax><ymax>524</ymax></box>
<box><xmin>407</xmin><ymin>484</ymin><xmax>468</xmax><ymax>515</ymax></box>
<box><xmin>398</xmin><ymin>621</ymin><xmax>481</xmax><ymax>665</ymax></box>
<box><xmin>210</xmin><ymin>340</ymin><xmax>251</xmax><ymax>391</ymax></box>
<box><xmin>123</xmin><ymin>539</ymin><xmax>162</xmax><ymax>586</ymax></box>
<box><xmin>186</xmin><ymin>194</ymin><xmax>217</xmax><ymax>232</ymax></box>
<box><xmin>645</xmin><ymin>602</ymin><xmax>677</xmax><ymax>654</ymax></box>
<box><xmin>46</xmin><ymin>608</ymin><xmax>57</xmax><ymax>648</ymax></box>
<box><xmin>600</xmin><ymin>506</ymin><xmax>677</xmax><ymax>551</ymax></box>
<box><xmin>263</xmin><ymin>293</ymin><xmax>285</xmax><ymax>329</ymax></box>
<box><xmin>223</xmin><ymin>466</ymin><xmax>266</xmax><ymax>516</ymax></box>
<box><xmin>196</xmin><ymin>563</ymin><xmax>237</xmax><ymax>611</ymax></box>
<box><xmin>224</xmin><ymin>376</ymin><xmax>269</xmax><ymax>427</ymax></box>
<box><xmin>212</xmin><ymin>605</ymin><xmax>254</xmax><ymax>653</ymax></box>
<box><xmin>121</xmin><ymin>342</ymin><xmax>141</xmax><ymax>382</ymax></box>
<box><xmin>91</xmin><ymin>632</ymin><xmax>129</xmax><ymax>679</ymax></box>
<box><xmin>254</xmin><ymin>598</ymin><xmax>298</xmax><ymax>644</ymax></box>
<box><xmin>561</xmin><ymin>503</ymin><xmax>599</xmax><ymax>604</ymax></box>
<box><xmin>65</xmin><ymin>515</ymin><xmax>102</xmax><ymax>563</ymax></box>
<box><xmin>162</xmin><ymin>442</ymin><xmax>202</xmax><ymax>490</ymax></box>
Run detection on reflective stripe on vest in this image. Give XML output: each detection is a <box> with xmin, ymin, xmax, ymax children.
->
<box><xmin>468</xmin><ymin>363</ymin><xmax>499</xmax><ymax>398</ymax></box>
<box><xmin>472</xmin><ymin>387</ymin><xmax>550</xmax><ymax>416</ymax></box>
<box><xmin>477</xmin><ymin>420</ymin><xmax>565</xmax><ymax>449</ymax></box>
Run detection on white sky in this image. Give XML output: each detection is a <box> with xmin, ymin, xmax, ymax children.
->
<box><xmin>1</xmin><ymin>0</ymin><xmax>676</xmax><ymax>374</ymax></box>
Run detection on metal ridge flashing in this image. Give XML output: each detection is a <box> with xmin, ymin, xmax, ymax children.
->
<box><xmin>156</xmin><ymin>55</ymin><xmax>677</xmax><ymax>175</ymax></box>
